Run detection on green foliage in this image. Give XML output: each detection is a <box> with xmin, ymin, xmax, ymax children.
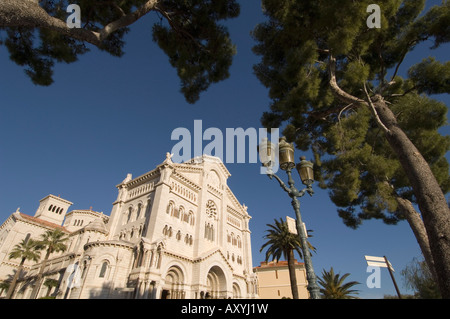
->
<box><xmin>0</xmin><ymin>0</ymin><xmax>239</xmax><ymax>103</ymax></box>
<box><xmin>9</xmin><ymin>239</ymin><xmax>41</xmax><ymax>263</ymax></box>
<box><xmin>152</xmin><ymin>0</ymin><xmax>239</xmax><ymax>103</ymax></box>
<box><xmin>317</xmin><ymin>267</ymin><xmax>360</xmax><ymax>299</ymax></box>
<box><xmin>0</xmin><ymin>281</ymin><xmax>10</xmax><ymax>292</ymax></box>
<box><xmin>36</xmin><ymin>229</ymin><xmax>68</xmax><ymax>255</ymax></box>
<box><xmin>325</xmin><ymin>94</ymin><xmax>449</xmax><ymax>228</ymax></box>
<box><xmin>401</xmin><ymin>257</ymin><xmax>441</xmax><ymax>299</ymax></box>
<box><xmin>260</xmin><ymin>218</ymin><xmax>315</xmax><ymax>262</ymax></box>
<box><xmin>253</xmin><ymin>0</ymin><xmax>450</xmax><ymax>228</ymax></box>
<box><xmin>409</xmin><ymin>57</ymin><xmax>450</xmax><ymax>95</ymax></box>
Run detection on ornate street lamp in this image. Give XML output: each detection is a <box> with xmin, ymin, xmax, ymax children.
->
<box><xmin>258</xmin><ymin>137</ymin><xmax>321</xmax><ymax>299</ymax></box>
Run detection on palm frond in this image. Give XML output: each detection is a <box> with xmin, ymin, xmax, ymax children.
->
<box><xmin>318</xmin><ymin>267</ymin><xmax>360</xmax><ymax>299</ymax></box>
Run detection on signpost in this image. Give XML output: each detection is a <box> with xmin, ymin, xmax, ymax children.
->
<box><xmin>364</xmin><ymin>255</ymin><xmax>402</xmax><ymax>299</ymax></box>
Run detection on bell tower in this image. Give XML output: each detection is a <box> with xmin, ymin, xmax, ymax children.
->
<box><xmin>34</xmin><ymin>194</ymin><xmax>73</xmax><ymax>225</ymax></box>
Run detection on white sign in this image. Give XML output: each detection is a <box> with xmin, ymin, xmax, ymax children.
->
<box><xmin>364</xmin><ymin>255</ymin><xmax>394</xmax><ymax>272</ymax></box>
<box><xmin>286</xmin><ymin>217</ymin><xmax>308</xmax><ymax>237</ymax></box>
<box><xmin>286</xmin><ymin>216</ymin><xmax>297</xmax><ymax>235</ymax></box>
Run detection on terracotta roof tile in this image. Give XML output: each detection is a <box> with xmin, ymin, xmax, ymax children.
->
<box><xmin>18</xmin><ymin>213</ymin><xmax>70</xmax><ymax>233</ymax></box>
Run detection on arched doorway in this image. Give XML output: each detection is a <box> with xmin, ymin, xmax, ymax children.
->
<box><xmin>205</xmin><ymin>266</ymin><xmax>227</xmax><ymax>299</ymax></box>
<box><xmin>232</xmin><ymin>283</ymin><xmax>241</xmax><ymax>298</ymax></box>
<box><xmin>161</xmin><ymin>266</ymin><xmax>185</xmax><ymax>299</ymax></box>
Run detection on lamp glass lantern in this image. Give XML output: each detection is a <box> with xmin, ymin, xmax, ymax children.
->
<box><xmin>258</xmin><ymin>138</ymin><xmax>276</xmax><ymax>167</ymax></box>
<box><xmin>296</xmin><ymin>156</ymin><xmax>314</xmax><ymax>186</ymax></box>
<box><xmin>278</xmin><ymin>137</ymin><xmax>295</xmax><ymax>170</ymax></box>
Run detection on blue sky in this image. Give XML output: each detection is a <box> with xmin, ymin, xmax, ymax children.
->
<box><xmin>0</xmin><ymin>1</ymin><xmax>448</xmax><ymax>299</ymax></box>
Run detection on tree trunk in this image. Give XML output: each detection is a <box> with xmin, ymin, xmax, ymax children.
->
<box><xmin>6</xmin><ymin>258</ymin><xmax>25</xmax><ymax>299</ymax></box>
<box><xmin>373</xmin><ymin>94</ymin><xmax>450</xmax><ymax>298</ymax></box>
<box><xmin>395</xmin><ymin>196</ymin><xmax>437</xmax><ymax>282</ymax></box>
<box><xmin>286</xmin><ymin>249</ymin><xmax>299</xmax><ymax>299</ymax></box>
<box><xmin>30</xmin><ymin>249</ymin><xmax>50</xmax><ymax>299</ymax></box>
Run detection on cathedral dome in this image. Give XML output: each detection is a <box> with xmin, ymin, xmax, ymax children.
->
<box><xmin>85</xmin><ymin>218</ymin><xmax>108</xmax><ymax>233</ymax></box>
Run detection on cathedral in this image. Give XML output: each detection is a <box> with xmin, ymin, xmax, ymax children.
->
<box><xmin>0</xmin><ymin>154</ymin><xmax>258</xmax><ymax>299</ymax></box>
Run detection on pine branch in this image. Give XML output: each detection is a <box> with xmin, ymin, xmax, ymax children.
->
<box><xmin>328</xmin><ymin>54</ymin><xmax>366</xmax><ymax>106</ymax></box>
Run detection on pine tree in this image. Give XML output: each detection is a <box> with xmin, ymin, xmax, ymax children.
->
<box><xmin>252</xmin><ymin>0</ymin><xmax>450</xmax><ymax>297</ymax></box>
<box><xmin>0</xmin><ymin>0</ymin><xmax>240</xmax><ymax>103</ymax></box>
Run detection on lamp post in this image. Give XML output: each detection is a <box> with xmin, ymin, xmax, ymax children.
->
<box><xmin>258</xmin><ymin>137</ymin><xmax>321</xmax><ymax>299</ymax></box>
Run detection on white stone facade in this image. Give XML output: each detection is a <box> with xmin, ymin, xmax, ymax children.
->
<box><xmin>0</xmin><ymin>154</ymin><xmax>258</xmax><ymax>299</ymax></box>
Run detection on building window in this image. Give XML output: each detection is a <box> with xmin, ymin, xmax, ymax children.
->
<box><xmin>81</xmin><ymin>260</ymin><xmax>88</xmax><ymax>278</ymax></box>
<box><xmin>99</xmin><ymin>261</ymin><xmax>108</xmax><ymax>278</ymax></box>
<box><xmin>162</xmin><ymin>225</ymin><xmax>172</xmax><ymax>237</ymax></box>
<box><xmin>204</xmin><ymin>223</ymin><xmax>214</xmax><ymax>241</ymax></box>
<box><xmin>136</xmin><ymin>204</ymin><xmax>142</xmax><ymax>220</ymax></box>
<box><xmin>174</xmin><ymin>206</ymin><xmax>183</xmax><ymax>219</ymax></box>
<box><xmin>127</xmin><ymin>207</ymin><xmax>133</xmax><ymax>223</ymax></box>
<box><xmin>189</xmin><ymin>211</ymin><xmax>195</xmax><ymax>226</ymax></box>
<box><xmin>166</xmin><ymin>201</ymin><xmax>174</xmax><ymax>215</ymax></box>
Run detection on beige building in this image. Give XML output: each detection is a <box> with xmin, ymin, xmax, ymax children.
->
<box><xmin>254</xmin><ymin>260</ymin><xmax>308</xmax><ymax>299</ymax></box>
<box><xmin>0</xmin><ymin>154</ymin><xmax>258</xmax><ymax>299</ymax></box>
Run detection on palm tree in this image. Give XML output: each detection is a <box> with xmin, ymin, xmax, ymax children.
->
<box><xmin>0</xmin><ymin>281</ymin><xmax>10</xmax><ymax>295</ymax></box>
<box><xmin>43</xmin><ymin>278</ymin><xmax>59</xmax><ymax>298</ymax></box>
<box><xmin>260</xmin><ymin>218</ymin><xmax>315</xmax><ymax>299</ymax></box>
<box><xmin>6</xmin><ymin>239</ymin><xmax>41</xmax><ymax>299</ymax></box>
<box><xmin>318</xmin><ymin>267</ymin><xmax>360</xmax><ymax>299</ymax></box>
<box><xmin>30</xmin><ymin>229</ymin><xmax>68</xmax><ymax>299</ymax></box>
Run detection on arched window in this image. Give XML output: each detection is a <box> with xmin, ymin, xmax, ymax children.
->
<box><xmin>99</xmin><ymin>261</ymin><xmax>108</xmax><ymax>278</ymax></box>
<box><xmin>127</xmin><ymin>207</ymin><xmax>133</xmax><ymax>223</ymax></box>
<box><xmin>166</xmin><ymin>201</ymin><xmax>174</xmax><ymax>215</ymax></box>
<box><xmin>81</xmin><ymin>260</ymin><xmax>88</xmax><ymax>278</ymax></box>
<box><xmin>179</xmin><ymin>206</ymin><xmax>185</xmax><ymax>220</ymax></box>
<box><xmin>204</xmin><ymin>223</ymin><xmax>214</xmax><ymax>241</ymax></box>
<box><xmin>48</xmin><ymin>205</ymin><xmax>53</xmax><ymax>211</ymax></box>
<box><xmin>189</xmin><ymin>211</ymin><xmax>195</xmax><ymax>226</ymax></box>
<box><xmin>136</xmin><ymin>204</ymin><xmax>142</xmax><ymax>220</ymax></box>
<box><xmin>173</xmin><ymin>205</ymin><xmax>180</xmax><ymax>219</ymax></box>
